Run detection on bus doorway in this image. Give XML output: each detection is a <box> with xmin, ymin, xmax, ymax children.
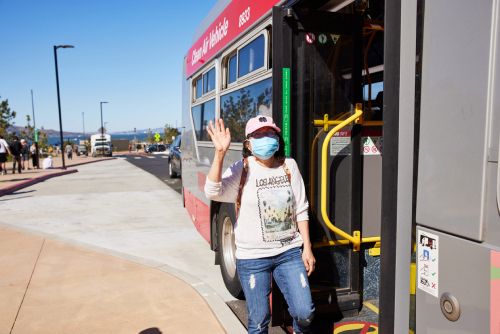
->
<box><xmin>271</xmin><ymin>5</ymin><xmax>384</xmax><ymax>331</ymax></box>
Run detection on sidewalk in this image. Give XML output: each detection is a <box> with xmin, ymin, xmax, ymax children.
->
<box><xmin>0</xmin><ymin>226</ymin><xmax>226</xmax><ymax>334</ymax></box>
<box><xmin>0</xmin><ymin>155</ymin><xmax>113</xmax><ymax>192</ymax></box>
<box><xmin>0</xmin><ymin>158</ymin><xmax>247</xmax><ymax>334</ymax></box>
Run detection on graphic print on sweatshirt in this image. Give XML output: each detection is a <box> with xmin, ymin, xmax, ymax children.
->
<box><xmin>257</xmin><ymin>183</ymin><xmax>297</xmax><ymax>245</ymax></box>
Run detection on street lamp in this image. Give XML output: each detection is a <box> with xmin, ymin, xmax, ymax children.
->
<box><xmin>82</xmin><ymin>112</ymin><xmax>86</xmax><ymax>141</ymax></box>
<box><xmin>31</xmin><ymin>90</ymin><xmax>40</xmax><ymax>169</ymax></box>
<box><xmin>54</xmin><ymin>45</ymin><xmax>74</xmax><ymax>170</ymax></box>
<box><xmin>100</xmin><ymin>102</ymin><xmax>108</xmax><ymax>157</ymax></box>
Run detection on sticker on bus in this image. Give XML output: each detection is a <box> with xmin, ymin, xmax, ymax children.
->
<box><xmin>417</xmin><ymin>230</ymin><xmax>439</xmax><ymax>297</ymax></box>
<box><xmin>330</xmin><ymin>130</ymin><xmax>350</xmax><ymax>156</ymax></box>
<box><xmin>361</xmin><ymin>136</ymin><xmax>382</xmax><ymax>155</ymax></box>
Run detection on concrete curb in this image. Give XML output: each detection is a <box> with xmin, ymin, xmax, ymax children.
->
<box><xmin>0</xmin><ymin>221</ymin><xmax>247</xmax><ymax>334</ymax></box>
<box><xmin>0</xmin><ymin>169</ymin><xmax>78</xmax><ymax>197</ymax></box>
<box><xmin>53</xmin><ymin>157</ymin><xmax>115</xmax><ymax>169</ymax></box>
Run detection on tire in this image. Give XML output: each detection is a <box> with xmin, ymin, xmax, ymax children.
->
<box><xmin>169</xmin><ymin>160</ymin><xmax>177</xmax><ymax>178</ymax></box>
<box><xmin>217</xmin><ymin>203</ymin><xmax>244</xmax><ymax>299</ymax></box>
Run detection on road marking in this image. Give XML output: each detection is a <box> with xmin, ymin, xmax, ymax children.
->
<box><xmin>134</xmin><ymin>157</ymin><xmax>141</xmax><ymax>159</ymax></box>
<box><xmin>161</xmin><ymin>156</ymin><xmax>168</xmax><ymax>158</ymax></box>
<box><xmin>364</xmin><ymin>302</ymin><xmax>379</xmax><ymax>314</ymax></box>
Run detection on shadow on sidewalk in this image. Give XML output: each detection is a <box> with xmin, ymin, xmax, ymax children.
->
<box><xmin>139</xmin><ymin>328</ymin><xmax>162</xmax><ymax>334</ymax></box>
<box><xmin>0</xmin><ymin>195</ymin><xmax>34</xmax><ymax>202</ymax></box>
<box><xmin>1</xmin><ymin>178</ymin><xmax>31</xmax><ymax>183</ymax></box>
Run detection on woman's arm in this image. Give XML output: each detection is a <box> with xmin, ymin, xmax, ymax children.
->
<box><xmin>206</xmin><ymin>119</ymin><xmax>231</xmax><ymax>183</ymax></box>
<box><xmin>204</xmin><ymin>118</ymin><xmax>242</xmax><ymax>203</ymax></box>
<box><xmin>298</xmin><ymin>220</ymin><xmax>315</xmax><ymax>276</ymax></box>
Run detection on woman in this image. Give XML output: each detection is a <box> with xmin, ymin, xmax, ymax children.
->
<box><xmin>205</xmin><ymin>117</ymin><xmax>315</xmax><ymax>334</ymax></box>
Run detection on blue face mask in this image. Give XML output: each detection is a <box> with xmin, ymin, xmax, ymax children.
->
<box><xmin>249</xmin><ymin>136</ymin><xmax>279</xmax><ymax>160</ymax></box>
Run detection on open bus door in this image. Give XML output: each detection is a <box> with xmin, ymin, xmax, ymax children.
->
<box><xmin>271</xmin><ymin>5</ymin><xmax>384</xmax><ymax>330</ymax></box>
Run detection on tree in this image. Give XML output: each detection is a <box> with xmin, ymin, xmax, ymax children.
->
<box><xmin>0</xmin><ymin>97</ymin><xmax>16</xmax><ymax>139</ymax></box>
<box><xmin>18</xmin><ymin>115</ymin><xmax>35</xmax><ymax>144</ymax></box>
<box><xmin>38</xmin><ymin>127</ymin><xmax>49</xmax><ymax>150</ymax></box>
<box><xmin>162</xmin><ymin>124</ymin><xmax>180</xmax><ymax>144</ymax></box>
<box><xmin>146</xmin><ymin>128</ymin><xmax>154</xmax><ymax>145</ymax></box>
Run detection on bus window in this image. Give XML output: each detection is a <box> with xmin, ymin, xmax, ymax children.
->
<box><xmin>228</xmin><ymin>55</ymin><xmax>237</xmax><ymax>84</ymax></box>
<box><xmin>192</xmin><ymin>99</ymin><xmax>215</xmax><ymax>141</ymax></box>
<box><xmin>363</xmin><ymin>81</ymin><xmax>383</xmax><ymax>120</ymax></box>
<box><xmin>203</xmin><ymin>67</ymin><xmax>215</xmax><ymax>94</ymax></box>
<box><xmin>238</xmin><ymin>35</ymin><xmax>265</xmax><ymax>78</ymax></box>
<box><xmin>196</xmin><ymin>77</ymin><xmax>202</xmax><ymax>99</ymax></box>
<box><xmin>220</xmin><ymin>78</ymin><xmax>272</xmax><ymax>142</ymax></box>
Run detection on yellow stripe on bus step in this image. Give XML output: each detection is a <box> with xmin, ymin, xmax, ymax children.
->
<box><xmin>364</xmin><ymin>301</ymin><xmax>379</xmax><ymax>314</ymax></box>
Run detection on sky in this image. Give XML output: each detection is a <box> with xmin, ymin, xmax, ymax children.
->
<box><xmin>0</xmin><ymin>0</ymin><xmax>217</xmax><ymax>134</ymax></box>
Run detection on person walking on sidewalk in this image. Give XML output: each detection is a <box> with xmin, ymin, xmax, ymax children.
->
<box><xmin>204</xmin><ymin>117</ymin><xmax>315</xmax><ymax>334</ymax></box>
<box><xmin>10</xmin><ymin>136</ymin><xmax>22</xmax><ymax>174</ymax></box>
<box><xmin>30</xmin><ymin>143</ymin><xmax>38</xmax><ymax>169</ymax></box>
<box><xmin>0</xmin><ymin>135</ymin><xmax>11</xmax><ymax>175</ymax></box>
<box><xmin>20</xmin><ymin>139</ymin><xmax>30</xmax><ymax>170</ymax></box>
<box><xmin>65</xmin><ymin>143</ymin><xmax>73</xmax><ymax>160</ymax></box>
<box><xmin>129</xmin><ymin>144</ymin><xmax>132</xmax><ymax>153</ymax></box>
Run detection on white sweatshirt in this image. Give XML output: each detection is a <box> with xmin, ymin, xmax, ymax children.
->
<box><xmin>205</xmin><ymin>156</ymin><xmax>309</xmax><ymax>259</ymax></box>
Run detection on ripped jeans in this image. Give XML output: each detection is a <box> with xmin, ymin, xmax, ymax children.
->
<box><xmin>237</xmin><ymin>247</ymin><xmax>315</xmax><ymax>334</ymax></box>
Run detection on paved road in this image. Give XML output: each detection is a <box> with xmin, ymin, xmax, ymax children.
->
<box><xmin>115</xmin><ymin>153</ymin><xmax>182</xmax><ymax>194</ymax></box>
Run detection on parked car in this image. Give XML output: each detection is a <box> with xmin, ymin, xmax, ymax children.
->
<box><xmin>76</xmin><ymin>144</ymin><xmax>88</xmax><ymax>156</ymax></box>
<box><xmin>145</xmin><ymin>144</ymin><xmax>167</xmax><ymax>153</ymax></box>
<box><xmin>168</xmin><ymin>135</ymin><xmax>181</xmax><ymax>178</ymax></box>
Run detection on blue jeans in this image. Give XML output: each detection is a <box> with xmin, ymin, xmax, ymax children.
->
<box><xmin>237</xmin><ymin>247</ymin><xmax>315</xmax><ymax>334</ymax></box>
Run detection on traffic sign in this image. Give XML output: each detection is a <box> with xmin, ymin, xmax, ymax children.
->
<box><xmin>306</xmin><ymin>32</ymin><xmax>315</xmax><ymax>44</ymax></box>
<box><xmin>318</xmin><ymin>33</ymin><xmax>327</xmax><ymax>44</ymax></box>
<box><xmin>154</xmin><ymin>133</ymin><xmax>161</xmax><ymax>142</ymax></box>
<box><xmin>34</xmin><ymin>128</ymin><xmax>38</xmax><ymax>143</ymax></box>
<box><xmin>331</xmin><ymin>34</ymin><xmax>340</xmax><ymax>44</ymax></box>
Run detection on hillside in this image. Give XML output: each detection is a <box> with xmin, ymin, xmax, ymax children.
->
<box><xmin>5</xmin><ymin>125</ymin><xmax>94</xmax><ymax>137</ymax></box>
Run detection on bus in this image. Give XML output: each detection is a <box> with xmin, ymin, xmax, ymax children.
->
<box><xmin>181</xmin><ymin>0</ymin><xmax>500</xmax><ymax>332</ymax></box>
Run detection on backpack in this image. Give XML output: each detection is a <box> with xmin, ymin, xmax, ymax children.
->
<box><xmin>235</xmin><ymin>157</ymin><xmax>292</xmax><ymax>219</ymax></box>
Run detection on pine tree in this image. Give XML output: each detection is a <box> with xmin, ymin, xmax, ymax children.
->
<box><xmin>0</xmin><ymin>98</ymin><xmax>16</xmax><ymax>139</ymax></box>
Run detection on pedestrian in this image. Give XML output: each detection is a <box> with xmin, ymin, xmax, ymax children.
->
<box><xmin>65</xmin><ymin>143</ymin><xmax>73</xmax><ymax>160</ymax></box>
<box><xmin>204</xmin><ymin>117</ymin><xmax>315</xmax><ymax>334</ymax></box>
<box><xmin>30</xmin><ymin>143</ymin><xmax>38</xmax><ymax>169</ymax></box>
<box><xmin>136</xmin><ymin>143</ymin><xmax>139</xmax><ymax>154</ymax></box>
<box><xmin>0</xmin><ymin>134</ymin><xmax>11</xmax><ymax>175</ymax></box>
<box><xmin>20</xmin><ymin>139</ymin><xmax>30</xmax><ymax>170</ymax></box>
<box><xmin>49</xmin><ymin>146</ymin><xmax>54</xmax><ymax>155</ymax></box>
<box><xmin>129</xmin><ymin>144</ymin><xmax>132</xmax><ymax>153</ymax></box>
<box><xmin>42</xmin><ymin>155</ymin><xmax>53</xmax><ymax>169</ymax></box>
<box><xmin>10</xmin><ymin>136</ymin><xmax>23</xmax><ymax>174</ymax></box>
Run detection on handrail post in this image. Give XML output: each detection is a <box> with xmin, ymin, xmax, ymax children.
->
<box><xmin>318</xmin><ymin>103</ymin><xmax>364</xmax><ymax>250</ymax></box>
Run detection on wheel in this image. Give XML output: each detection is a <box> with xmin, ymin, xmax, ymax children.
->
<box><xmin>217</xmin><ymin>203</ymin><xmax>244</xmax><ymax>299</ymax></box>
<box><xmin>169</xmin><ymin>160</ymin><xmax>177</xmax><ymax>178</ymax></box>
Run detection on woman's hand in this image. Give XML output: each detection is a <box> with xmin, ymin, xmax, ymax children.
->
<box><xmin>302</xmin><ymin>246</ymin><xmax>316</xmax><ymax>276</ymax></box>
<box><xmin>207</xmin><ymin>118</ymin><xmax>231</xmax><ymax>154</ymax></box>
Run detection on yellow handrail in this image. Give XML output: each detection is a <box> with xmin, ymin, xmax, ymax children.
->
<box><xmin>317</xmin><ymin>104</ymin><xmax>364</xmax><ymax>251</ymax></box>
<box><xmin>313</xmin><ymin>236</ymin><xmax>381</xmax><ymax>248</ymax></box>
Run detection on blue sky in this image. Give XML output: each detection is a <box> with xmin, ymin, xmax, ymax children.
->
<box><xmin>0</xmin><ymin>0</ymin><xmax>217</xmax><ymax>134</ymax></box>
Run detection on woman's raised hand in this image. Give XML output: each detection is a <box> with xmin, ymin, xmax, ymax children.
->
<box><xmin>207</xmin><ymin>118</ymin><xmax>231</xmax><ymax>154</ymax></box>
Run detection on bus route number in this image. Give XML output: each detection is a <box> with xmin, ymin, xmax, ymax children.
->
<box><xmin>239</xmin><ymin>7</ymin><xmax>250</xmax><ymax>28</ymax></box>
